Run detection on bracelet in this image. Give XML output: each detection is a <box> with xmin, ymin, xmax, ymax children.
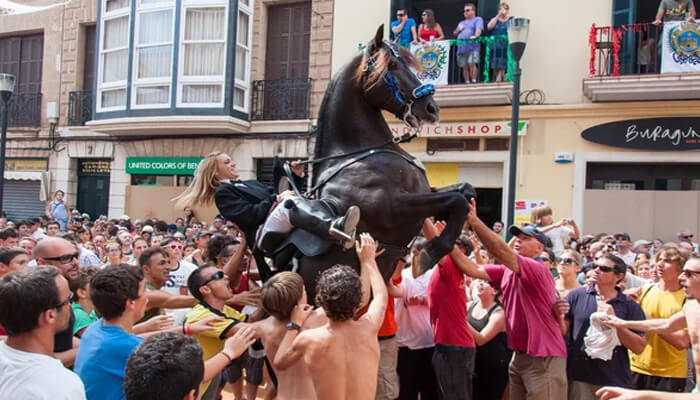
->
<box><xmin>185</xmin><ymin>324</ymin><xmax>192</xmax><ymax>336</ymax></box>
<box><xmin>220</xmin><ymin>351</ymin><xmax>233</xmax><ymax>362</ymax></box>
<box><xmin>286</xmin><ymin>322</ymin><xmax>302</xmax><ymax>331</ymax></box>
<box><xmin>182</xmin><ymin>322</ymin><xmax>186</xmax><ymax>335</ymax></box>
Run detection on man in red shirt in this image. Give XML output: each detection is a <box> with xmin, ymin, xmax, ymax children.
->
<box><xmin>424</xmin><ymin>220</ymin><xmax>476</xmax><ymax>400</ymax></box>
<box><xmin>453</xmin><ymin>198</ymin><xmax>567</xmax><ymax>400</ymax></box>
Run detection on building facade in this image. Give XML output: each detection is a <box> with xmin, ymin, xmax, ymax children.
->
<box><xmin>1</xmin><ymin>0</ymin><xmax>332</xmax><ymax>222</ymax></box>
<box><xmin>2</xmin><ymin>0</ymin><xmax>699</xmax><ymax>240</ymax></box>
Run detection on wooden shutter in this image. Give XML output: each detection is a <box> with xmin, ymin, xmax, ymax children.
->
<box><xmin>265</xmin><ymin>2</ymin><xmax>311</xmax><ymax>80</ymax></box>
<box><xmin>0</xmin><ymin>37</ymin><xmax>21</xmax><ymax>82</ymax></box>
<box><xmin>83</xmin><ymin>25</ymin><xmax>97</xmax><ymax>92</ymax></box>
<box><xmin>18</xmin><ymin>34</ymin><xmax>43</xmax><ymax>94</ymax></box>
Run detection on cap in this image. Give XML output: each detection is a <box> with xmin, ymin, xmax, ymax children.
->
<box><xmin>509</xmin><ymin>224</ymin><xmax>548</xmax><ymax>246</ymax></box>
<box><xmin>196</xmin><ymin>230</ymin><xmax>212</xmax><ymax>238</ymax></box>
<box><xmin>120</xmin><ymin>214</ymin><xmax>130</xmax><ymax>221</ymax></box>
<box><xmin>81</xmin><ymin>213</ymin><xmax>90</xmax><ymax>219</ymax></box>
<box><xmin>168</xmin><ymin>224</ymin><xmax>177</xmax><ymax>230</ymax></box>
<box><xmin>633</xmin><ymin>239</ymin><xmax>651</xmax><ymax>248</ymax></box>
<box><xmin>71</xmin><ymin>209</ymin><xmax>80</xmax><ymax>215</ymax></box>
<box><xmin>141</xmin><ymin>225</ymin><xmax>153</xmax><ymax>233</ymax></box>
<box><xmin>613</xmin><ymin>232</ymin><xmax>631</xmax><ymax>241</ymax></box>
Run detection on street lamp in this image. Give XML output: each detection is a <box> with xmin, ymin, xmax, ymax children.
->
<box><xmin>505</xmin><ymin>18</ymin><xmax>530</xmax><ymax>236</ymax></box>
<box><xmin>0</xmin><ymin>73</ymin><xmax>16</xmax><ymax>217</ymax></box>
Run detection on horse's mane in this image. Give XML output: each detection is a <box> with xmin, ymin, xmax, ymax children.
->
<box><xmin>353</xmin><ymin>46</ymin><xmax>421</xmax><ymax>92</ymax></box>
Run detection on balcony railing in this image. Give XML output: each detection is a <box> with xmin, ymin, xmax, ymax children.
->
<box><xmin>251</xmin><ymin>78</ymin><xmax>312</xmax><ymax>121</ymax></box>
<box><xmin>7</xmin><ymin>92</ymin><xmax>42</xmax><ymax>128</ymax></box>
<box><xmin>68</xmin><ymin>91</ymin><xmax>93</xmax><ymax>126</ymax></box>
<box><xmin>443</xmin><ymin>36</ymin><xmax>513</xmax><ymax>84</ymax></box>
<box><xmin>588</xmin><ymin>23</ymin><xmax>663</xmax><ymax>77</ymax></box>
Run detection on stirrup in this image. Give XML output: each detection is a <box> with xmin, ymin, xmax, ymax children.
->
<box><xmin>328</xmin><ymin>206</ymin><xmax>360</xmax><ymax>248</ymax></box>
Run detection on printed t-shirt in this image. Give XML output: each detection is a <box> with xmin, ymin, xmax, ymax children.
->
<box><xmin>74</xmin><ymin>319</ymin><xmax>143</xmax><ymax>400</ymax></box>
<box><xmin>484</xmin><ymin>255</ymin><xmax>567</xmax><ymax>357</ymax></box>
<box><xmin>659</xmin><ymin>0</ymin><xmax>695</xmax><ymax>20</ymax></box>
<box><xmin>630</xmin><ymin>284</ymin><xmax>687</xmax><ymax>378</ymax></box>
<box><xmin>186</xmin><ymin>302</ymin><xmax>247</xmax><ymax>394</ymax></box>
<box><xmin>72</xmin><ymin>303</ymin><xmax>98</xmax><ymax>336</ymax></box>
<box><xmin>395</xmin><ymin>266</ymin><xmax>435</xmax><ymax>349</ymax></box>
<box><xmin>0</xmin><ymin>341</ymin><xmax>86</xmax><ymax>400</ymax></box>
<box><xmin>427</xmin><ymin>255</ymin><xmax>474</xmax><ymax>348</ymax></box>
<box><xmin>163</xmin><ymin>260</ymin><xmax>197</xmax><ymax>325</ymax></box>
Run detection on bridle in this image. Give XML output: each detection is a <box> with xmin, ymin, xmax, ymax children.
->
<box><xmin>362</xmin><ymin>41</ymin><xmax>435</xmax><ymax>143</ymax></box>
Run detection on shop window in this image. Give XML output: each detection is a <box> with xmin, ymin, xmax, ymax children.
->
<box><xmin>484</xmin><ymin>138</ymin><xmax>509</xmax><ymax>151</ymax></box>
<box><xmin>177</xmin><ymin>175</ymin><xmax>194</xmax><ymax>186</ymax></box>
<box><xmin>427</xmin><ymin>139</ymin><xmax>480</xmax><ymax>152</ymax></box>
<box><xmin>587</xmin><ymin>163</ymin><xmax>700</xmax><ymax>191</ymax></box>
<box><xmin>131</xmin><ymin>174</ymin><xmax>174</xmax><ymax>186</ymax></box>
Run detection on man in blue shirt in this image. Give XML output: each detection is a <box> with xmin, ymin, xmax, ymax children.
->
<box><xmin>391</xmin><ymin>8</ymin><xmax>417</xmax><ymax>47</ymax></box>
<box><xmin>74</xmin><ymin>264</ymin><xmax>146</xmax><ymax>400</ymax></box>
<box><xmin>557</xmin><ymin>254</ymin><xmax>647</xmax><ymax>399</ymax></box>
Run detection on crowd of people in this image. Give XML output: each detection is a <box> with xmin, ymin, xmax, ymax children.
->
<box><xmin>0</xmin><ymin>183</ymin><xmax>699</xmax><ymax>400</ymax></box>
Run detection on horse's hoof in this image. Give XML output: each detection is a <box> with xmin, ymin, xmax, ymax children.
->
<box><xmin>417</xmin><ymin>249</ymin><xmax>438</xmax><ymax>272</ymax></box>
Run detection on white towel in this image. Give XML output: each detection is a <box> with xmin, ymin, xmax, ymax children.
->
<box><xmin>583</xmin><ymin>312</ymin><xmax>620</xmax><ymax>361</ymax></box>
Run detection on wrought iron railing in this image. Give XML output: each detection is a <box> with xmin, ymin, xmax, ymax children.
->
<box><xmin>68</xmin><ymin>91</ymin><xmax>93</xmax><ymax>126</ymax></box>
<box><xmin>588</xmin><ymin>23</ymin><xmax>663</xmax><ymax>77</ymax></box>
<box><xmin>7</xmin><ymin>92</ymin><xmax>42</xmax><ymax>127</ymax></box>
<box><xmin>250</xmin><ymin>78</ymin><xmax>312</xmax><ymax>121</ymax></box>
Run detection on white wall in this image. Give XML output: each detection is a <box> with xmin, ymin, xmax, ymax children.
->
<box><xmin>331</xmin><ymin>0</ymin><xmax>390</xmax><ymax>74</ymax></box>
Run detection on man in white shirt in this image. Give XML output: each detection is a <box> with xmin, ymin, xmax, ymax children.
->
<box><xmin>161</xmin><ymin>236</ymin><xmax>198</xmax><ymax>326</ymax></box>
<box><xmin>0</xmin><ymin>267</ymin><xmax>86</xmax><ymax>399</ymax></box>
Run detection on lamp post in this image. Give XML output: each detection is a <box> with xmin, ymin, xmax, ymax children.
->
<box><xmin>0</xmin><ymin>73</ymin><xmax>16</xmax><ymax>217</ymax></box>
<box><xmin>505</xmin><ymin>18</ymin><xmax>530</xmax><ymax>236</ymax></box>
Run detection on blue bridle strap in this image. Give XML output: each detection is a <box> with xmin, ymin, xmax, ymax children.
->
<box><xmin>366</xmin><ymin>58</ymin><xmax>436</xmax><ymax>105</ymax></box>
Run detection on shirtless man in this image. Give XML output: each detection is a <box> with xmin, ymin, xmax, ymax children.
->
<box><xmin>597</xmin><ymin>255</ymin><xmax>700</xmax><ymax>400</ymax></box>
<box><xmin>274</xmin><ymin>233</ymin><xmax>388</xmax><ymax>400</ymax></box>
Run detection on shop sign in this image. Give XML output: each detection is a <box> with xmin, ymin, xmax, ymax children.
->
<box><xmin>126</xmin><ymin>157</ymin><xmax>202</xmax><ymax>175</ymax></box>
<box><xmin>389</xmin><ymin>121</ymin><xmax>528</xmax><ymax>138</ymax></box>
<box><xmin>514</xmin><ymin>200</ymin><xmax>548</xmax><ymax>227</ymax></box>
<box><xmin>5</xmin><ymin>158</ymin><xmax>48</xmax><ymax>171</ymax></box>
<box><xmin>581</xmin><ymin>118</ymin><xmax>700</xmax><ymax>151</ymax></box>
<box><xmin>78</xmin><ymin>159</ymin><xmax>111</xmax><ymax>175</ymax></box>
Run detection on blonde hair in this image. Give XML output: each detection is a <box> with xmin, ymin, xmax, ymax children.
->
<box><xmin>560</xmin><ymin>249</ymin><xmax>583</xmax><ymax>266</ymax></box>
<box><xmin>530</xmin><ymin>205</ymin><xmax>552</xmax><ymax>226</ymax></box>
<box><xmin>173</xmin><ymin>152</ymin><xmax>223</xmax><ymax>210</ymax></box>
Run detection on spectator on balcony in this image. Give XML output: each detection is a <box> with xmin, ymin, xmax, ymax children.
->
<box><xmin>653</xmin><ymin>0</ymin><xmax>696</xmax><ymax>25</ymax></box>
<box><xmin>46</xmin><ymin>190</ymin><xmax>68</xmax><ymax>231</ymax></box>
<box><xmin>454</xmin><ymin>3</ymin><xmax>484</xmax><ymax>84</ymax></box>
<box><xmin>391</xmin><ymin>8</ymin><xmax>418</xmax><ymax>48</ymax></box>
<box><xmin>487</xmin><ymin>2</ymin><xmax>511</xmax><ymax>82</ymax></box>
<box><xmin>638</xmin><ymin>30</ymin><xmax>657</xmax><ymax>74</ymax></box>
<box><xmin>418</xmin><ymin>9</ymin><xmax>445</xmax><ymax>42</ymax></box>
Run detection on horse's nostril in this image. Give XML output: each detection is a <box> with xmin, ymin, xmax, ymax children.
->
<box><xmin>426</xmin><ymin>103</ymin><xmax>438</xmax><ymax>115</ymax></box>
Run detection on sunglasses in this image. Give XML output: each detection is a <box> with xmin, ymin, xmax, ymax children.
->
<box><xmin>397</xmin><ymin>13</ymin><xmax>405</xmax><ymax>17</ymax></box>
<box><xmin>681</xmin><ymin>235</ymin><xmax>694</xmax><ymax>239</ymax></box>
<box><xmin>52</xmin><ymin>292</ymin><xmax>74</xmax><ymax>310</ymax></box>
<box><xmin>682</xmin><ymin>269</ymin><xmax>700</xmax><ymax>278</ymax></box>
<box><xmin>202</xmin><ymin>270</ymin><xmax>225</xmax><ymax>286</ymax></box>
<box><xmin>169</xmin><ymin>244</ymin><xmax>183</xmax><ymax>250</ymax></box>
<box><xmin>594</xmin><ymin>264</ymin><xmax>614</xmax><ymax>273</ymax></box>
<box><xmin>559</xmin><ymin>258</ymin><xmax>577</xmax><ymax>265</ymax></box>
<box><xmin>42</xmin><ymin>252</ymin><xmax>80</xmax><ymax>263</ymax></box>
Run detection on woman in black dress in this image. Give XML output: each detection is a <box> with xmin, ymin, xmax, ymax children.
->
<box><xmin>467</xmin><ymin>279</ymin><xmax>511</xmax><ymax>400</ymax></box>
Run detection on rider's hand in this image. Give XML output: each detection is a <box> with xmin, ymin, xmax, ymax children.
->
<box><xmin>277</xmin><ymin>190</ymin><xmax>296</xmax><ymax>202</ymax></box>
<box><xmin>355</xmin><ymin>233</ymin><xmax>378</xmax><ymax>265</ymax></box>
<box><xmin>290</xmin><ymin>161</ymin><xmax>305</xmax><ymax>177</ymax></box>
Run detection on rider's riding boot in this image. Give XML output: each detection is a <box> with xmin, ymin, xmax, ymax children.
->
<box><xmin>284</xmin><ymin>198</ymin><xmax>360</xmax><ymax>249</ymax></box>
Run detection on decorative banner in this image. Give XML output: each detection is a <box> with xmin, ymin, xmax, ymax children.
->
<box><xmin>581</xmin><ymin>117</ymin><xmax>700</xmax><ymax>151</ymax></box>
<box><xmin>126</xmin><ymin>157</ymin><xmax>203</xmax><ymax>175</ymax></box>
<box><xmin>661</xmin><ymin>21</ymin><xmax>700</xmax><ymax>73</ymax></box>
<box><xmin>514</xmin><ymin>200</ymin><xmax>548</xmax><ymax>227</ymax></box>
<box><xmin>389</xmin><ymin>120</ymin><xmax>528</xmax><ymax>138</ymax></box>
<box><xmin>410</xmin><ymin>40</ymin><xmax>450</xmax><ymax>86</ymax></box>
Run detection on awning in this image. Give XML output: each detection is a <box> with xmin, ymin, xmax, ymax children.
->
<box><xmin>4</xmin><ymin>171</ymin><xmax>51</xmax><ymax>201</ymax></box>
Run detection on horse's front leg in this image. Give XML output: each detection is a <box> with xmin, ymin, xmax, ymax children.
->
<box><xmin>393</xmin><ymin>191</ymin><xmax>469</xmax><ymax>271</ymax></box>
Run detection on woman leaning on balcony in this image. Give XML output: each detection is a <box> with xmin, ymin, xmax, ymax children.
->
<box><xmin>487</xmin><ymin>2</ymin><xmax>511</xmax><ymax>82</ymax></box>
<box><xmin>418</xmin><ymin>9</ymin><xmax>445</xmax><ymax>42</ymax></box>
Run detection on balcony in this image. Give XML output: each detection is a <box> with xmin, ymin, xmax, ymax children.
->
<box><xmin>250</xmin><ymin>78</ymin><xmax>312</xmax><ymax>121</ymax></box>
<box><xmin>7</xmin><ymin>93</ymin><xmax>42</xmax><ymax>128</ymax></box>
<box><xmin>67</xmin><ymin>91</ymin><xmax>93</xmax><ymax>126</ymax></box>
<box><xmin>583</xmin><ymin>23</ymin><xmax>700</xmax><ymax>102</ymax></box>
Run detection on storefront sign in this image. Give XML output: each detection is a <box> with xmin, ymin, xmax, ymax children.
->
<box><xmin>78</xmin><ymin>159</ymin><xmax>111</xmax><ymax>175</ymax></box>
<box><xmin>514</xmin><ymin>200</ymin><xmax>548</xmax><ymax>227</ymax></box>
<box><xmin>126</xmin><ymin>157</ymin><xmax>203</xmax><ymax>175</ymax></box>
<box><xmin>5</xmin><ymin>158</ymin><xmax>48</xmax><ymax>171</ymax></box>
<box><xmin>581</xmin><ymin>118</ymin><xmax>700</xmax><ymax>151</ymax></box>
<box><xmin>389</xmin><ymin>121</ymin><xmax>528</xmax><ymax>138</ymax></box>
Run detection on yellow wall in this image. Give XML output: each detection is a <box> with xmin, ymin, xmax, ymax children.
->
<box><xmin>331</xmin><ymin>0</ymin><xmax>390</xmax><ymax>74</ymax></box>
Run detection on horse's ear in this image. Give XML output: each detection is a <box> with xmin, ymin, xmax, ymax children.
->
<box><xmin>372</xmin><ymin>25</ymin><xmax>384</xmax><ymax>50</ymax></box>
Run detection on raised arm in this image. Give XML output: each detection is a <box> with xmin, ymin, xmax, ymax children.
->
<box><xmin>222</xmin><ymin>232</ymin><xmax>247</xmax><ymax>288</ymax></box>
<box><xmin>357</xmin><ymin>233</ymin><xmax>388</xmax><ymax>333</ymax></box>
<box><xmin>604</xmin><ymin>311</ymin><xmax>688</xmax><ymax>334</ymax></box>
<box><xmin>392</xmin><ymin>19</ymin><xmax>406</xmax><ymax>34</ymax></box>
<box><xmin>467</xmin><ymin>198</ymin><xmax>520</xmax><ymax>274</ymax></box>
<box><xmin>274</xmin><ymin>303</ymin><xmax>313</xmax><ymax>370</ymax></box>
<box><xmin>387</xmin><ymin>260</ymin><xmax>405</xmax><ymax>298</ymax></box>
<box><xmin>449</xmin><ymin>244</ymin><xmax>491</xmax><ymax>281</ymax></box>
<box><xmin>487</xmin><ymin>16</ymin><xmax>498</xmax><ymax>30</ymax></box>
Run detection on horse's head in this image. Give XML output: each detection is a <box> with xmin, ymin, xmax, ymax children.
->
<box><xmin>355</xmin><ymin>25</ymin><xmax>440</xmax><ymax>129</ymax></box>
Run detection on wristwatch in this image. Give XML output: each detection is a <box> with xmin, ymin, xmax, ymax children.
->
<box><xmin>286</xmin><ymin>322</ymin><xmax>302</xmax><ymax>331</ymax></box>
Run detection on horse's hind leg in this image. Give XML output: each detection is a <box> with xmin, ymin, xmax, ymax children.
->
<box><xmin>393</xmin><ymin>191</ymin><xmax>469</xmax><ymax>271</ymax></box>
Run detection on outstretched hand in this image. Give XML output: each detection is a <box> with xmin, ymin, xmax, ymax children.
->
<box><xmin>355</xmin><ymin>233</ymin><xmax>378</xmax><ymax>264</ymax></box>
<box><xmin>466</xmin><ymin>198</ymin><xmax>478</xmax><ymax>227</ymax></box>
<box><xmin>595</xmin><ymin>386</ymin><xmax>644</xmax><ymax>400</ymax></box>
<box><xmin>189</xmin><ymin>316</ymin><xmax>225</xmax><ymax>334</ymax></box>
<box><xmin>223</xmin><ymin>326</ymin><xmax>257</xmax><ymax>359</ymax></box>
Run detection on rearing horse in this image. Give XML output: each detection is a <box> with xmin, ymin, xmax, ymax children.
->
<box><xmin>297</xmin><ymin>26</ymin><xmax>469</xmax><ymax>298</ymax></box>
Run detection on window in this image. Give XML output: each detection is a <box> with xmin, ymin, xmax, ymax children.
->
<box><xmin>131</xmin><ymin>175</ymin><xmax>174</xmax><ymax>186</ymax></box>
<box><xmin>98</xmin><ymin>0</ymin><xmax>131</xmax><ymax>111</ymax></box>
<box><xmin>178</xmin><ymin>2</ymin><xmax>228</xmax><ymax>107</ymax></box>
<box><xmin>234</xmin><ymin>0</ymin><xmax>253</xmax><ymax>111</ymax></box>
<box><xmin>0</xmin><ymin>34</ymin><xmax>43</xmax><ymax>94</ymax></box>
<box><xmin>586</xmin><ymin>163</ymin><xmax>700</xmax><ymax>191</ymax></box>
<box><xmin>132</xmin><ymin>0</ymin><xmax>175</xmax><ymax>108</ymax></box>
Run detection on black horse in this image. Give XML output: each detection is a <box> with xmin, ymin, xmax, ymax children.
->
<box><xmin>294</xmin><ymin>26</ymin><xmax>470</xmax><ymax>299</ymax></box>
